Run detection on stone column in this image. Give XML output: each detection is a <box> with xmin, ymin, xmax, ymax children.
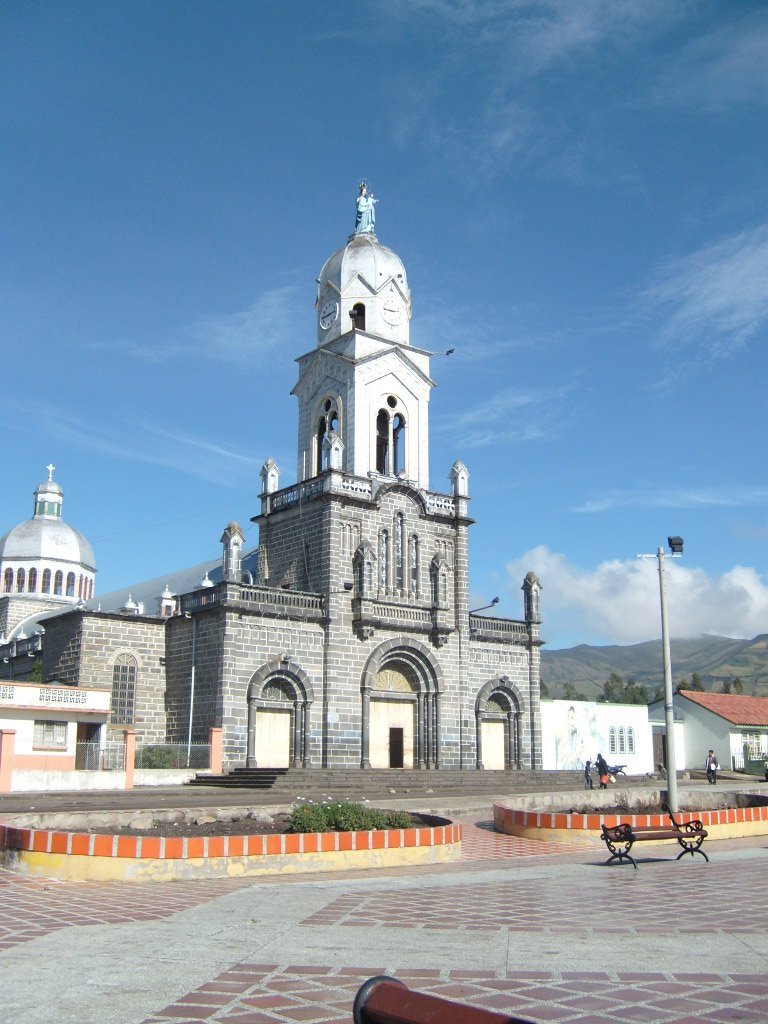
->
<box><xmin>433</xmin><ymin>693</ymin><xmax>441</xmax><ymax>769</ymax></box>
<box><xmin>475</xmin><ymin>714</ymin><xmax>484</xmax><ymax>769</ymax></box>
<box><xmin>424</xmin><ymin>692</ymin><xmax>433</xmax><ymax>768</ymax></box>
<box><xmin>302</xmin><ymin>704</ymin><xmax>310</xmax><ymax>767</ymax></box>
<box><xmin>246</xmin><ymin>698</ymin><xmax>257</xmax><ymax>767</ymax></box>
<box><xmin>417</xmin><ymin>691</ymin><xmax>426</xmax><ymax>768</ymax></box>
<box><xmin>292</xmin><ymin>702</ymin><xmax>302</xmax><ymax>767</ymax></box>
<box><xmin>360</xmin><ymin>687</ymin><xmax>372</xmax><ymax>768</ymax></box>
<box><xmin>507</xmin><ymin>712</ymin><xmax>516</xmax><ymax>769</ymax></box>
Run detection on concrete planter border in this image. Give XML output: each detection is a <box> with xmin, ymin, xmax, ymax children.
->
<box><xmin>494</xmin><ymin>800</ymin><xmax>768</xmax><ymax>843</ymax></box>
<box><xmin>0</xmin><ymin>820</ymin><xmax>461</xmax><ymax>882</ymax></box>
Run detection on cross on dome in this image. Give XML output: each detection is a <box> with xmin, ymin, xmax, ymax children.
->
<box><xmin>46</xmin><ymin>463</ymin><xmax>55</xmax><ymax>481</ymax></box>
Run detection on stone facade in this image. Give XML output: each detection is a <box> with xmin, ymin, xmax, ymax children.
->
<box><xmin>41</xmin><ymin>610</ymin><xmax>167</xmax><ymax>743</ymax></box>
<box><xmin>4</xmin><ymin>217</ymin><xmax>544</xmax><ymax>771</ymax></box>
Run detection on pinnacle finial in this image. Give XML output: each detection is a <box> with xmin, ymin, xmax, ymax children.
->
<box><xmin>46</xmin><ymin>463</ymin><xmax>55</xmax><ymax>481</ymax></box>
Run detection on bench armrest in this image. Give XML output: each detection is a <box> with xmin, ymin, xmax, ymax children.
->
<box><xmin>666</xmin><ymin>809</ymin><xmax>705</xmax><ymax>835</ymax></box>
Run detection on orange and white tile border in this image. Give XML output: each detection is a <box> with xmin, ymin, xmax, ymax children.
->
<box><xmin>493</xmin><ymin>801</ymin><xmax>768</xmax><ymax>843</ymax></box>
<box><xmin>0</xmin><ymin>821</ymin><xmax>462</xmax><ymax>882</ymax></box>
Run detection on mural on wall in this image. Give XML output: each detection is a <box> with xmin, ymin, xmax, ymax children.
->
<box><xmin>554</xmin><ymin>702</ymin><xmax>601</xmax><ymax>770</ymax></box>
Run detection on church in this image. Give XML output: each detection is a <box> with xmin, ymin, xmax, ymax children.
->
<box><xmin>1</xmin><ymin>191</ymin><xmax>544</xmax><ymax>772</ymax></box>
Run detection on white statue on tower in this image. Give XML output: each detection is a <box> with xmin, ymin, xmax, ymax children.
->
<box><xmin>354</xmin><ymin>180</ymin><xmax>378</xmax><ymax>235</ymax></box>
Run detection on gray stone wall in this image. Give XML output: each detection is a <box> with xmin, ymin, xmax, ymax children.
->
<box><xmin>42</xmin><ymin>610</ymin><xmax>168</xmax><ymax>743</ymax></box>
<box><xmin>0</xmin><ymin>594</ymin><xmax>74</xmax><ymax>638</ymax></box>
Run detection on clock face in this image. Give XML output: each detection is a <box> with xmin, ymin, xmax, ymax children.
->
<box><xmin>382</xmin><ymin>299</ymin><xmax>402</xmax><ymax>326</ymax></box>
<box><xmin>319</xmin><ymin>298</ymin><xmax>339</xmax><ymax>330</ymax></box>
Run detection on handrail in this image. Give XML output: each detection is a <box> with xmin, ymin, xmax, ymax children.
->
<box><xmin>469</xmin><ymin>614</ymin><xmax>528</xmax><ymax>637</ymax></box>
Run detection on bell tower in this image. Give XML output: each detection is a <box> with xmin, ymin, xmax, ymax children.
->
<box><xmin>292</xmin><ymin>195</ymin><xmax>434</xmax><ymax>491</ymax></box>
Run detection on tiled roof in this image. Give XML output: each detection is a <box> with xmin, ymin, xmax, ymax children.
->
<box><xmin>679</xmin><ymin>690</ymin><xmax>768</xmax><ymax>726</ymax></box>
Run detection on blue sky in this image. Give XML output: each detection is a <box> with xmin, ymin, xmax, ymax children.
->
<box><xmin>2</xmin><ymin>1</ymin><xmax>766</xmax><ymax>649</ymax></box>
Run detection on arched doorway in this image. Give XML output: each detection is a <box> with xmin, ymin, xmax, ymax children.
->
<box><xmin>360</xmin><ymin>640</ymin><xmax>443</xmax><ymax>769</ymax></box>
<box><xmin>475</xmin><ymin>679</ymin><xmax>522</xmax><ymax>770</ymax></box>
<box><xmin>370</xmin><ymin>663</ymin><xmax>417</xmax><ymax>768</ymax></box>
<box><xmin>246</xmin><ymin>661</ymin><xmax>314</xmax><ymax>768</ymax></box>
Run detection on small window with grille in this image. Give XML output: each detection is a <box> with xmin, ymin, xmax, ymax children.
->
<box><xmin>33</xmin><ymin>720</ymin><xmax>68</xmax><ymax>749</ymax></box>
<box><xmin>111</xmin><ymin>654</ymin><xmax>137</xmax><ymax>725</ymax></box>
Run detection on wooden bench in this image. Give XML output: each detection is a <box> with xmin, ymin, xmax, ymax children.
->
<box><xmin>600</xmin><ymin>809</ymin><xmax>709</xmax><ymax>869</ymax></box>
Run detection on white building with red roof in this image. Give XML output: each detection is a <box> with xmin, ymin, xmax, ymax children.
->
<box><xmin>649</xmin><ymin>690</ymin><xmax>768</xmax><ymax>774</ymax></box>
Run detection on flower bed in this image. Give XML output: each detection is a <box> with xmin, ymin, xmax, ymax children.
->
<box><xmin>0</xmin><ymin>814</ymin><xmax>461</xmax><ymax>882</ymax></box>
<box><xmin>494</xmin><ymin>799</ymin><xmax>768</xmax><ymax>843</ymax></box>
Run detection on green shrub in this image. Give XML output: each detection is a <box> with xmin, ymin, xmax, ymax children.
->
<box><xmin>288</xmin><ymin>800</ymin><xmax>415</xmax><ymax>833</ymax></box>
<box><xmin>137</xmin><ymin>745</ymin><xmax>183</xmax><ymax>769</ymax></box>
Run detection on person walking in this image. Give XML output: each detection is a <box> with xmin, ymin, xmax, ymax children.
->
<box><xmin>595</xmin><ymin>752</ymin><xmax>609</xmax><ymax>789</ymax></box>
<box><xmin>583</xmin><ymin>759</ymin><xmax>594</xmax><ymax>789</ymax></box>
<box><xmin>705</xmin><ymin>749</ymin><xmax>719</xmax><ymax>784</ymax></box>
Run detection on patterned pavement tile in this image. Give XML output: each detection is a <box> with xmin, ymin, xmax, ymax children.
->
<box><xmin>299</xmin><ymin>856</ymin><xmax>768</xmax><ymax>935</ymax></box>
<box><xmin>0</xmin><ymin>867</ymin><xmax>250</xmax><ymax>951</ymax></box>
<box><xmin>140</xmin><ymin>966</ymin><xmax>768</xmax><ymax>1024</ymax></box>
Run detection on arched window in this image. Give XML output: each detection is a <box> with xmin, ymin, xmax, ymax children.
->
<box><xmin>41</xmin><ymin>569</ymin><xmax>51</xmax><ymax>594</ymax></box>
<box><xmin>393</xmin><ymin>413</ymin><xmax>406</xmax><ymax>475</ymax></box>
<box><xmin>54</xmin><ymin>571</ymin><xmax>63</xmax><ymax>596</ymax></box>
<box><xmin>379</xmin><ymin>530</ymin><xmax>389</xmax><ymax>593</ymax></box>
<box><xmin>627</xmin><ymin>727</ymin><xmax>636</xmax><ymax>754</ymax></box>
<box><xmin>16</xmin><ymin>568</ymin><xmax>25</xmax><ymax>593</ymax></box>
<box><xmin>3</xmin><ymin>568</ymin><xmax>12</xmax><ymax>593</ymax></box>
<box><xmin>376</xmin><ymin>410</ymin><xmax>389</xmax><ymax>474</ymax></box>
<box><xmin>350</xmin><ymin>302</ymin><xmax>366</xmax><ymax>331</ymax></box>
<box><xmin>66</xmin><ymin>572</ymin><xmax>76</xmax><ymax>597</ymax></box>
<box><xmin>618</xmin><ymin>727</ymin><xmax>626</xmax><ymax>754</ymax></box>
<box><xmin>409</xmin><ymin>535</ymin><xmax>419</xmax><ymax>597</ymax></box>
<box><xmin>609</xmin><ymin>726</ymin><xmax>617</xmax><ymax>754</ymax></box>
<box><xmin>316</xmin><ymin>401</ymin><xmax>340</xmax><ymax>474</ymax></box>
<box><xmin>111</xmin><ymin>653</ymin><xmax>137</xmax><ymax>725</ymax></box>
<box><xmin>28</xmin><ymin>568</ymin><xmax>37</xmax><ymax>592</ymax></box>
<box><xmin>395</xmin><ymin>513</ymin><xmax>404</xmax><ymax>590</ymax></box>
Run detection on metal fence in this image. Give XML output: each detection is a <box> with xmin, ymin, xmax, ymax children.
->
<box><xmin>74</xmin><ymin>741</ymin><xmax>209</xmax><ymax>771</ymax></box>
<box><xmin>75</xmin><ymin>741</ymin><xmax>125</xmax><ymax>771</ymax></box>
<box><xmin>134</xmin><ymin>743</ymin><xmax>210</xmax><ymax>770</ymax></box>
<box><xmin>731</xmin><ymin>750</ymin><xmax>767</xmax><ymax>775</ymax></box>
<box><xmin>75</xmin><ymin>741</ymin><xmax>101</xmax><ymax>770</ymax></box>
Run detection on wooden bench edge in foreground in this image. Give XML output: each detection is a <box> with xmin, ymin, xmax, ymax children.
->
<box><xmin>600</xmin><ymin>808</ymin><xmax>709</xmax><ymax>869</ymax></box>
<box><xmin>354</xmin><ymin>975</ymin><xmax>536</xmax><ymax>1024</ymax></box>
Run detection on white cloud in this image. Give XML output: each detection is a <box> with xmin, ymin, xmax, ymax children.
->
<box><xmin>97</xmin><ymin>286</ymin><xmax>303</xmax><ymax>367</ymax></box>
<box><xmin>384</xmin><ymin>0</ymin><xmax>677</xmax><ymax>178</ymax></box>
<box><xmin>575</xmin><ymin>486</ymin><xmax>768</xmax><ymax>514</ymax></box>
<box><xmin>651</xmin><ymin>8</ymin><xmax>768</xmax><ymax>109</ymax></box>
<box><xmin>645</xmin><ymin>223</ymin><xmax>768</xmax><ymax>361</ymax></box>
<box><xmin>506</xmin><ymin>545</ymin><xmax>768</xmax><ymax>645</ymax></box>
<box><xmin>392</xmin><ymin>1</ymin><xmax>671</xmax><ymax>73</ymax></box>
<box><xmin>434</xmin><ymin>382</ymin><xmax>573</xmax><ymax>448</ymax></box>
<box><xmin>0</xmin><ymin>399</ymin><xmax>260</xmax><ymax>487</ymax></box>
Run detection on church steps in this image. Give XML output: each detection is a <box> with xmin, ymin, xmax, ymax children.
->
<box><xmin>186</xmin><ymin>767</ymin><xmax>593</xmax><ymax>796</ymax></box>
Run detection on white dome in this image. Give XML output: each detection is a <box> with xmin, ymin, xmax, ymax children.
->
<box><xmin>315</xmin><ymin>233</ymin><xmax>412</xmax><ymax>348</ymax></box>
<box><xmin>0</xmin><ymin>518</ymin><xmax>95</xmax><ymax>569</ymax></box>
<box><xmin>317</xmin><ymin>233</ymin><xmax>409</xmax><ymax>300</ymax></box>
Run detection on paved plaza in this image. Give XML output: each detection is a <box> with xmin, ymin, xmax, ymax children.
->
<box><xmin>2</xmin><ymin>795</ymin><xmax>768</xmax><ymax>1024</ymax></box>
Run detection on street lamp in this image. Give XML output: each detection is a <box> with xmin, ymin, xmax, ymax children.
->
<box><xmin>469</xmin><ymin>596</ymin><xmax>499</xmax><ymax>615</ymax></box>
<box><xmin>639</xmin><ymin>537</ymin><xmax>684</xmax><ymax>812</ymax></box>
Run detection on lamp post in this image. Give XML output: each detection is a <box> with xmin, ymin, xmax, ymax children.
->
<box><xmin>639</xmin><ymin>536</ymin><xmax>683</xmax><ymax>813</ymax></box>
<box><xmin>469</xmin><ymin>596</ymin><xmax>499</xmax><ymax>615</ymax></box>
<box><xmin>184</xmin><ymin>613</ymin><xmax>197</xmax><ymax>768</ymax></box>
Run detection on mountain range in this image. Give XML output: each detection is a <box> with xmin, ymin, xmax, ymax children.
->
<box><xmin>540</xmin><ymin>634</ymin><xmax>768</xmax><ymax>700</ymax></box>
